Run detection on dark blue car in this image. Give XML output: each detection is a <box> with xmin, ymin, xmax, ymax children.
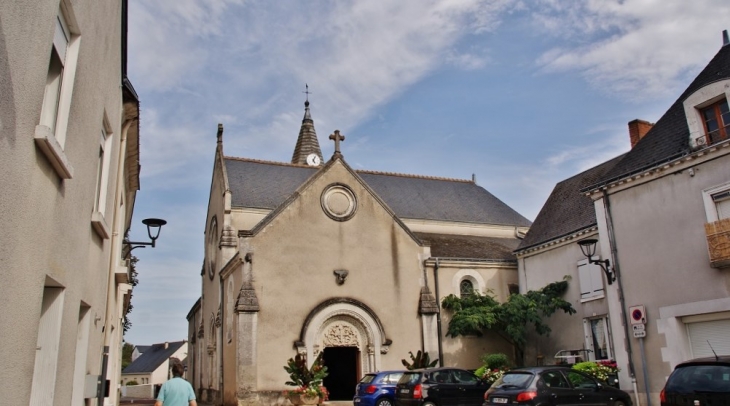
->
<box><xmin>354</xmin><ymin>370</ymin><xmax>406</xmax><ymax>406</ymax></box>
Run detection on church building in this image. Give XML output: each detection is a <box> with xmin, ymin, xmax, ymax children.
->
<box><xmin>186</xmin><ymin>99</ymin><xmax>531</xmax><ymax>406</ymax></box>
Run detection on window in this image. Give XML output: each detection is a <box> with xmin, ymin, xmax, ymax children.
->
<box><xmin>703</xmin><ymin>183</ymin><xmax>730</xmax><ymax>222</ymax></box>
<box><xmin>583</xmin><ymin>317</ymin><xmax>611</xmax><ymax>360</ymax></box>
<box><xmin>34</xmin><ymin>2</ymin><xmax>80</xmax><ymax>179</ymax></box>
<box><xmin>29</xmin><ymin>283</ymin><xmax>65</xmax><ymax>406</ymax></box>
<box><xmin>700</xmin><ymin>98</ymin><xmax>730</xmax><ymax>145</ymax></box>
<box><xmin>460</xmin><ymin>279</ymin><xmax>474</xmax><ymax>297</ymax></box>
<box><xmin>578</xmin><ymin>259</ymin><xmax>605</xmax><ymax>301</ymax></box>
<box><xmin>91</xmin><ymin>122</ymin><xmax>112</xmax><ymax>239</ymax></box>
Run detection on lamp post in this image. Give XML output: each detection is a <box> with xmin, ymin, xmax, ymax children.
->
<box><xmin>124</xmin><ymin>218</ymin><xmax>167</xmax><ymax>257</ymax></box>
<box><xmin>577</xmin><ymin>238</ymin><xmax>615</xmax><ymax>284</ymax></box>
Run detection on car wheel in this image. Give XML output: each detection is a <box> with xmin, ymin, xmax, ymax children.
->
<box><xmin>376</xmin><ymin>398</ymin><xmax>393</xmax><ymax>406</ymax></box>
<box><xmin>423</xmin><ymin>401</ymin><xmax>437</xmax><ymax>406</ymax></box>
<box><xmin>613</xmin><ymin>401</ymin><xmax>626</xmax><ymax>406</ymax></box>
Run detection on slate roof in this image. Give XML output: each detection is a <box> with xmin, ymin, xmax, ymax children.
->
<box><xmin>414</xmin><ymin>232</ymin><xmax>521</xmax><ymax>260</ymax></box>
<box><xmin>589</xmin><ymin>43</ymin><xmax>730</xmax><ymax>189</ymax></box>
<box><xmin>224</xmin><ymin>158</ymin><xmax>531</xmax><ymax>227</ymax></box>
<box><xmin>516</xmin><ymin>155</ymin><xmax>625</xmax><ymax>252</ymax></box>
<box><xmin>134</xmin><ymin>345</ymin><xmax>151</xmax><ymax>353</ymax></box>
<box><xmin>122</xmin><ymin>340</ymin><xmax>186</xmax><ymax>374</ymax></box>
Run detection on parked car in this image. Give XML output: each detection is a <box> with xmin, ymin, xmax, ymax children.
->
<box><xmin>484</xmin><ymin>366</ymin><xmax>632</xmax><ymax>406</ymax></box>
<box><xmin>355</xmin><ymin>370</ymin><xmax>406</xmax><ymax>406</ymax></box>
<box><xmin>660</xmin><ymin>355</ymin><xmax>730</xmax><ymax>406</ymax></box>
<box><xmin>395</xmin><ymin>367</ymin><xmax>490</xmax><ymax>406</ymax></box>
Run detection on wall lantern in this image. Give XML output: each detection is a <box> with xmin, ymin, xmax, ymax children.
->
<box><xmin>124</xmin><ymin>218</ymin><xmax>167</xmax><ymax>256</ymax></box>
<box><xmin>577</xmin><ymin>238</ymin><xmax>615</xmax><ymax>285</ymax></box>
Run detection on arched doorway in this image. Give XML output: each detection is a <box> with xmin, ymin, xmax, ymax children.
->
<box><xmin>322</xmin><ymin>346</ymin><xmax>359</xmax><ymax>400</ymax></box>
<box><xmin>297</xmin><ymin>299</ymin><xmax>392</xmax><ymax>399</ymax></box>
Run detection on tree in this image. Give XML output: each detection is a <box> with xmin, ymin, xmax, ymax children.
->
<box><xmin>122</xmin><ymin>255</ymin><xmax>139</xmax><ymax>336</ymax></box>
<box><xmin>441</xmin><ymin>278</ymin><xmax>576</xmax><ymax>365</ymax></box>
<box><xmin>122</xmin><ymin>342</ymin><xmax>134</xmax><ymax>370</ymax></box>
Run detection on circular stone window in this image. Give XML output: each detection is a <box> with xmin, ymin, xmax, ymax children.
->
<box><xmin>321</xmin><ymin>183</ymin><xmax>358</xmax><ymax>221</ymax></box>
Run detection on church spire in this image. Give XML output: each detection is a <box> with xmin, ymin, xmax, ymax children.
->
<box><xmin>291</xmin><ymin>84</ymin><xmax>323</xmax><ymax>166</ymax></box>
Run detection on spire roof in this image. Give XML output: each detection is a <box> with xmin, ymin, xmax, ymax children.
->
<box><xmin>291</xmin><ymin>87</ymin><xmax>323</xmax><ymax>165</ymax></box>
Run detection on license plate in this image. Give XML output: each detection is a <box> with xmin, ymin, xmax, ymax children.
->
<box><xmin>400</xmin><ymin>389</ymin><xmax>410</xmax><ymax>394</ymax></box>
<box><xmin>354</xmin><ymin>399</ymin><xmax>360</xmax><ymax>403</ymax></box>
<box><xmin>493</xmin><ymin>398</ymin><xmax>508</xmax><ymax>404</ymax></box>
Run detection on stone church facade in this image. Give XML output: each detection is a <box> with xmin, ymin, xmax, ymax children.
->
<box><xmin>187</xmin><ymin>100</ymin><xmax>531</xmax><ymax>406</ymax></box>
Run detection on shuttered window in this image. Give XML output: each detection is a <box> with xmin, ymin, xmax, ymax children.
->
<box><xmin>578</xmin><ymin>260</ymin><xmax>605</xmax><ymax>301</ymax></box>
<box><xmin>687</xmin><ymin>319</ymin><xmax>730</xmax><ymax>358</ymax></box>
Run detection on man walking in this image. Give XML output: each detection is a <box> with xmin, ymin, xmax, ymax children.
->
<box><xmin>155</xmin><ymin>361</ymin><xmax>197</xmax><ymax>406</ymax></box>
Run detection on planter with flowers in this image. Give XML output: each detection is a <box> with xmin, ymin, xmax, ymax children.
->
<box><xmin>284</xmin><ymin>353</ymin><xmax>329</xmax><ymax>405</ymax></box>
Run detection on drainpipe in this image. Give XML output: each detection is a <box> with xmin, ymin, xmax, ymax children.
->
<box><xmin>218</xmin><ymin>274</ymin><xmax>224</xmax><ymax>398</ymax></box>
<box><xmin>433</xmin><ymin>259</ymin><xmax>444</xmax><ymax>367</ymax></box>
<box><xmin>602</xmin><ymin>190</ymin><xmax>641</xmax><ymax>406</ymax></box>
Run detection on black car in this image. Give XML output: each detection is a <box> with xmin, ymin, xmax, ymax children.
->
<box><xmin>395</xmin><ymin>367</ymin><xmax>490</xmax><ymax>406</ymax></box>
<box><xmin>484</xmin><ymin>366</ymin><xmax>632</xmax><ymax>406</ymax></box>
<box><xmin>660</xmin><ymin>355</ymin><xmax>730</xmax><ymax>406</ymax></box>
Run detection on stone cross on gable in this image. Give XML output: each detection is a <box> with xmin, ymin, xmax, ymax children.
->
<box><xmin>329</xmin><ymin>130</ymin><xmax>345</xmax><ymax>155</ymax></box>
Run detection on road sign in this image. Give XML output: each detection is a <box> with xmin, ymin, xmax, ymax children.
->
<box><xmin>632</xmin><ymin>324</ymin><xmax>645</xmax><ymax>332</ymax></box>
<box><xmin>633</xmin><ymin>329</ymin><xmax>646</xmax><ymax>338</ymax></box>
<box><xmin>629</xmin><ymin>305</ymin><xmax>646</xmax><ymax>325</ymax></box>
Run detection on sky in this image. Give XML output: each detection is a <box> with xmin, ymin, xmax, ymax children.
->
<box><xmin>123</xmin><ymin>0</ymin><xmax>730</xmax><ymax>346</ymax></box>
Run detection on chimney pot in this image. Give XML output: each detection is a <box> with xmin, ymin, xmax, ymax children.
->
<box><xmin>164</xmin><ymin>342</ymin><xmax>169</xmax><ymax>349</ymax></box>
<box><xmin>628</xmin><ymin>119</ymin><xmax>654</xmax><ymax>148</ymax></box>
<box><xmin>723</xmin><ymin>30</ymin><xmax>729</xmax><ymax>46</ymax></box>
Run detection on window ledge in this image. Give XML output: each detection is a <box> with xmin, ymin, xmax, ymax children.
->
<box><xmin>580</xmin><ymin>294</ymin><xmax>606</xmax><ymax>303</ymax></box>
<box><xmin>34</xmin><ymin>125</ymin><xmax>74</xmax><ymax>179</ymax></box>
<box><xmin>115</xmin><ymin>262</ymin><xmax>131</xmax><ymax>284</ymax></box>
<box><xmin>91</xmin><ymin>211</ymin><xmax>110</xmax><ymax>239</ymax></box>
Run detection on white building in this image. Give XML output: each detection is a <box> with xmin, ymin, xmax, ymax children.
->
<box><xmin>0</xmin><ymin>1</ymin><xmax>147</xmax><ymax>405</ymax></box>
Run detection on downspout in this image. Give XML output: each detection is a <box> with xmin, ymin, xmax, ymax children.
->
<box><xmin>433</xmin><ymin>259</ymin><xmax>444</xmax><ymax>367</ymax></box>
<box><xmin>98</xmin><ymin>117</ymin><xmax>134</xmax><ymax>406</ymax></box>
<box><xmin>602</xmin><ymin>190</ymin><xmax>640</xmax><ymax>406</ymax></box>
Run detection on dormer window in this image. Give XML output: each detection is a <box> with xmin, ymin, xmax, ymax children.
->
<box><xmin>700</xmin><ymin>98</ymin><xmax>729</xmax><ymax>145</ymax></box>
<box><xmin>682</xmin><ymin>79</ymin><xmax>730</xmax><ymax>149</ymax></box>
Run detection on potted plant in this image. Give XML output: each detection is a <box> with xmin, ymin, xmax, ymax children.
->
<box><xmin>284</xmin><ymin>353</ymin><xmax>329</xmax><ymax>405</ymax></box>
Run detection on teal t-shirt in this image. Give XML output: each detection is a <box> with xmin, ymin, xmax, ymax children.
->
<box><xmin>156</xmin><ymin>377</ymin><xmax>196</xmax><ymax>406</ymax></box>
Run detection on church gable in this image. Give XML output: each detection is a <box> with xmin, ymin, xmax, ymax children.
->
<box><xmin>243</xmin><ymin>156</ymin><xmax>423</xmax><ymax>247</ymax></box>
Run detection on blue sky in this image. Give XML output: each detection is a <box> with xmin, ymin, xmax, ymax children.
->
<box><xmin>123</xmin><ymin>0</ymin><xmax>730</xmax><ymax>346</ymax></box>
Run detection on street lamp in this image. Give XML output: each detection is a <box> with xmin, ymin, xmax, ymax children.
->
<box><xmin>124</xmin><ymin>218</ymin><xmax>167</xmax><ymax>256</ymax></box>
<box><xmin>577</xmin><ymin>238</ymin><xmax>615</xmax><ymax>285</ymax></box>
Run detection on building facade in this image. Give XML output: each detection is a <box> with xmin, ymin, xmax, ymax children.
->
<box><xmin>187</xmin><ymin>103</ymin><xmax>531</xmax><ymax>405</ymax></box>
<box><xmin>517</xmin><ymin>33</ymin><xmax>730</xmax><ymax>406</ymax></box>
<box><xmin>0</xmin><ymin>1</ymin><xmax>143</xmax><ymax>405</ymax></box>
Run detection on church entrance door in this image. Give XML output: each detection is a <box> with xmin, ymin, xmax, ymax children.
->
<box><xmin>322</xmin><ymin>346</ymin><xmax>359</xmax><ymax>400</ymax></box>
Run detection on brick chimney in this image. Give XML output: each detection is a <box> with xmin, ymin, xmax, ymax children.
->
<box><xmin>628</xmin><ymin>119</ymin><xmax>653</xmax><ymax>148</ymax></box>
<box><xmin>164</xmin><ymin>341</ymin><xmax>169</xmax><ymax>349</ymax></box>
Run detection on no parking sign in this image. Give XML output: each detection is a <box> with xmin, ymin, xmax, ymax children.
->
<box><xmin>629</xmin><ymin>305</ymin><xmax>646</xmax><ymax>325</ymax></box>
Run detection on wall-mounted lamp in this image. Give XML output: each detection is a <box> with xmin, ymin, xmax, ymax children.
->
<box><xmin>124</xmin><ymin>218</ymin><xmax>167</xmax><ymax>256</ymax></box>
<box><xmin>577</xmin><ymin>238</ymin><xmax>615</xmax><ymax>285</ymax></box>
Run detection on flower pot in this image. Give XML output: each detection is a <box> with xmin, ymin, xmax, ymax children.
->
<box><xmin>288</xmin><ymin>393</ymin><xmax>319</xmax><ymax>405</ymax></box>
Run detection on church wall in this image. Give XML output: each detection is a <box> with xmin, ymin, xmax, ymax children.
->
<box><xmin>198</xmin><ymin>150</ymin><xmax>231</xmax><ymax>402</ymax></box>
<box><xmin>243</xmin><ymin>162</ymin><xmax>427</xmax><ymax>392</ymax></box>
<box><xmin>433</xmin><ymin>262</ymin><xmax>517</xmax><ymax>368</ymax></box>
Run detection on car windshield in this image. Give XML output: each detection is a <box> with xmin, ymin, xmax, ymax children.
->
<box><xmin>491</xmin><ymin>372</ymin><xmax>533</xmax><ymax>389</ymax></box>
<box><xmin>665</xmin><ymin>364</ymin><xmax>730</xmax><ymax>393</ymax></box>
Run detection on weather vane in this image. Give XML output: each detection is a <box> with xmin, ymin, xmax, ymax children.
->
<box><xmin>303</xmin><ymin>83</ymin><xmax>312</xmax><ymax>102</ymax></box>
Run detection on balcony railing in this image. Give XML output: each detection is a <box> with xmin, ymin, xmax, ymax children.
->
<box><xmin>705</xmin><ymin>218</ymin><xmax>730</xmax><ymax>268</ymax></box>
<box><xmin>695</xmin><ymin>126</ymin><xmax>730</xmax><ymax>148</ymax></box>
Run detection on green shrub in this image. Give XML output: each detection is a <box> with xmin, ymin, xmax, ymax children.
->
<box><xmin>572</xmin><ymin>360</ymin><xmax>619</xmax><ymax>382</ymax></box>
<box><xmin>126</xmin><ymin>380</ymin><xmax>138</xmax><ymax>386</ymax></box>
<box><xmin>481</xmin><ymin>353</ymin><xmax>509</xmax><ymax>370</ymax></box>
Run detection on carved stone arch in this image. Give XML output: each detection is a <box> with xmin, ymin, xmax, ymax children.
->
<box><xmin>295</xmin><ymin>298</ymin><xmax>392</xmax><ymax>375</ymax></box>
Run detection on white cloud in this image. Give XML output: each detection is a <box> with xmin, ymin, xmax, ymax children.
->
<box><xmin>532</xmin><ymin>0</ymin><xmax>730</xmax><ymax>100</ymax></box>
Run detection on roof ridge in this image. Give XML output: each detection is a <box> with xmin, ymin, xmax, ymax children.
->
<box><xmin>224</xmin><ymin>156</ymin><xmax>313</xmax><ymax>168</ymax></box>
<box><xmin>355</xmin><ymin>169</ymin><xmax>473</xmax><ymax>183</ymax></box>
